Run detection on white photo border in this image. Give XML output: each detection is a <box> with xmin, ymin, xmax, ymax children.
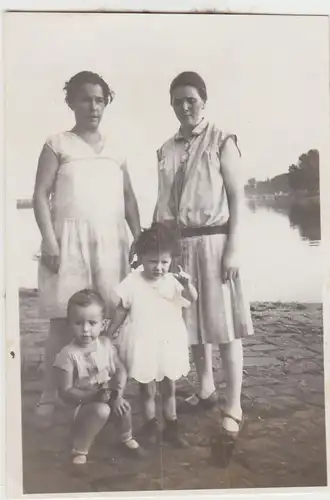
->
<box><xmin>2</xmin><ymin>2</ymin><xmax>330</xmax><ymax>500</ymax></box>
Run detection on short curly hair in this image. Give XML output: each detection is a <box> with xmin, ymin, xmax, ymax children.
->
<box><xmin>64</xmin><ymin>71</ymin><xmax>114</xmax><ymax>107</ymax></box>
<box><xmin>67</xmin><ymin>288</ymin><xmax>106</xmax><ymax>318</ymax></box>
<box><xmin>135</xmin><ymin>222</ymin><xmax>181</xmax><ymax>258</ymax></box>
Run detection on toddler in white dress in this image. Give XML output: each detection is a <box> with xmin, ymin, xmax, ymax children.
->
<box><xmin>107</xmin><ymin>223</ymin><xmax>197</xmax><ymax>447</ymax></box>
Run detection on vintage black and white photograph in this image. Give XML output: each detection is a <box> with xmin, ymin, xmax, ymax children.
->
<box><xmin>4</xmin><ymin>8</ymin><xmax>329</xmax><ymax>496</ymax></box>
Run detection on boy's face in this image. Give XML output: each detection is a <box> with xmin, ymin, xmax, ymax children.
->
<box><xmin>141</xmin><ymin>251</ymin><xmax>172</xmax><ymax>280</ymax></box>
<box><xmin>68</xmin><ymin>303</ymin><xmax>105</xmax><ymax>347</ymax></box>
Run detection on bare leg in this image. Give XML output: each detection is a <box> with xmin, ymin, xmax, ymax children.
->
<box><xmin>139</xmin><ymin>382</ymin><xmax>157</xmax><ymax>421</ymax></box>
<box><xmin>161</xmin><ymin>377</ymin><xmax>187</xmax><ymax>447</ymax></box>
<box><xmin>138</xmin><ymin>382</ymin><xmax>159</xmax><ymax>446</ymax></box>
<box><xmin>72</xmin><ymin>402</ymin><xmax>111</xmax><ymax>456</ymax></box>
<box><xmin>112</xmin><ymin>401</ymin><xmax>136</xmax><ymax>443</ymax></box>
<box><xmin>190</xmin><ymin>343</ymin><xmax>216</xmax><ymax>398</ymax></box>
<box><xmin>219</xmin><ymin>339</ymin><xmax>243</xmax><ymax>433</ymax></box>
<box><xmin>160</xmin><ymin>377</ymin><xmax>176</xmax><ymax>421</ymax></box>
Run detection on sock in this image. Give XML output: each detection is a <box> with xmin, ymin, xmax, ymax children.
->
<box><xmin>122</xmin><ymin>438</ymin><xmax>140</xmax><ymax>449</ymax></box>
<box><xmin>72</xmin><ymin>448</ymin><xmax>88</xmax><ymax>456</ymax></box>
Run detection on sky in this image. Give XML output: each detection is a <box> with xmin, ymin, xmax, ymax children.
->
<box><xmin>4</xmin><ymin>12</ymin><xmax>329</xmax><ymax>224</ymax></box>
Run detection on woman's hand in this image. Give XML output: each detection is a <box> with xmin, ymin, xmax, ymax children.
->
<box><xmin>41</xmin><ymin>239</ymin><xmax>60</xmax><ymax>274</ymax></box>
<box><xmin>221</xmin><ymin>246</ymin><xmax>239</xmax><ymax>283</ymax></box>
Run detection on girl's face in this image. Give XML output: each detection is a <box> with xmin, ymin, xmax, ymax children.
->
<box><xmin>68</xmin><ymin>303</ymin><xmax>105</xmax><ymax>348</ymax></box>
<box><xmin>141</xmin><ymin>251</ymin><xmax>172</xmax><ymax>280</ymax></box>
<box><xmin>71</xmin><ymin>83</ymin><xmax>106</xmax><ymax>131</ymax></box>
<box><xmin>171</xmin><ymin>85</ymin><xmax>205</xmax><ymax>130</ymax></box>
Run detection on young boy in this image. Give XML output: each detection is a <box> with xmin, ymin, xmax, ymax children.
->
<box><xmin>54</xmin><ymin>289</ymin><xmax>143</xmax><ymax>465</ymax></box>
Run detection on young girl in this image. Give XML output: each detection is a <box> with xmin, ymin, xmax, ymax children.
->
<box><xmin>54</xmin><ymin>289</ymin><xmax>143</xmax><ymax>465</ymax></box>
<box><xmin>107</xmin><ymin>223</ymin><xmax>198</xmax><ymax>448</ymax></box>
<box><xmin>33</xmin><ymin>71</ymin><xmax>140</xmax><ymax>427</ymax></box>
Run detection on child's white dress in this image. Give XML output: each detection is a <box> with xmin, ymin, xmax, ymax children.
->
<box><xmin>115</xmin><ymin>270</ymin><xmax>191</xmax><ymax>383</ymax></box>
<box><xmin>38</xmin><ymin>132</ymin><xmax>130</xmax><ymax>318</ymax></box>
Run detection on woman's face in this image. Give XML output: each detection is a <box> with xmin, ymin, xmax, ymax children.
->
<box><xmin>71</xmin><ymin>83</ymin><xmax>106</xmax><ymax>131</ymax></box>
<box><xmin>171</xmin><ymin>85</ymin><xmax>205</xmax><ymax>130</ymax></box>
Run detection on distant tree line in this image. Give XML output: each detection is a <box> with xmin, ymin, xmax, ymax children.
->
<box><xmin>245</xmin><ymin>149</ymin><xmax>319</xmax><ymax>196</ymax></box>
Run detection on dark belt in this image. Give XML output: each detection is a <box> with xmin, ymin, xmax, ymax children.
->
<box><xmin>179</xmin><ymin>223</ymin><xmax>229</xmax><ymax>238</ymax></box>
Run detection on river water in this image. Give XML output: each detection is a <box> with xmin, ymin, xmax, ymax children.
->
<box><xmin>17</xmin><ymin>198</ymin><xmax>322</xmax><ymax>303</ymax></box>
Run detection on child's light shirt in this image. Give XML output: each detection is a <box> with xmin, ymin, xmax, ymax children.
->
<box><xmin>54</xmin><ymin>337</ymin><xmax>117</xmax><ymax>391</ymax></box>
<box><xmin>115</xmin><ymin>270</ymin><xmax>191</xmax><ymax>383</ymax></box>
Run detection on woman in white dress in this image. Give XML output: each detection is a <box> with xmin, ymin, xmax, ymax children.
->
<box><xmin>33</xmin><ymin>71</ymin><xmax>140</xmax><ymax>427</ymax></box>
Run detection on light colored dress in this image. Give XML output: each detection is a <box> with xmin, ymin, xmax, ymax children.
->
<box><xmin>154</xmin><ymin>119</ymin><xmax>254</xmax><ymax>345</ymax></box>
<box><xmin>38</xmin><ymin>132</ymin><xmax>129</xmax><ymax>319</ymax></box>
<box><xmin>115</xmin><ymin>270</ymin><xmax>191</xmax><ymax>384</ymax></box>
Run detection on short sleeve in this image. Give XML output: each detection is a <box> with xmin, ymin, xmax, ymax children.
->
<box><xmin>219</xmin><ymin>133</ymin><xmax>241</xmax><ymax>158</ymax></box>
<box><xmin>115</xmin><ymin>274</ymin><xmax>134</xmax><ymax>309</ymax></box>
<box><xmin>171</xmin><ymin>275</ymin><xmax>191</xmax><ymax>309</ymax></box>
<box><xmin>53</xmin><ymin>346</ymin><xmax>75</xmax><ymax>373</ymax></box>
<box><xmin>45</xmin><ymin>134</ymin><xmax>62</xmax><ymax>159</ymax></box>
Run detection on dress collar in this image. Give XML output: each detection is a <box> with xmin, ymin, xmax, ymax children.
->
<box><xmin>174</xmin><ymin>118</ymin><xmax>208</xmax><ymax>141</ymax></box>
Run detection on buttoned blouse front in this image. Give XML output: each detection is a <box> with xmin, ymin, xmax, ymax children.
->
<box><xmin>155</xmin><ymin>120</ymin><xmax>238</xmax><ymax>228</ymax></box>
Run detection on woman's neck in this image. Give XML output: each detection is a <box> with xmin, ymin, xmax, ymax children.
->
<box><xmin>71</xmin><ymin>125</ymin><xmax>101</xmax><ymax>141</ymax></box>
<box><xmin>180</xmin><ymin>117</ymin><xmax>204</xmax><ymax>140</ymax></box>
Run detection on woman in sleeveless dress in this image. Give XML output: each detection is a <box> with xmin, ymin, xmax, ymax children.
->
<box><xmin>154</xmin><ymin>71</ymin><xmax>254</xmax><ymax>450</ymax></box>
<box><xmin>33</xmin><ymin>71</ymin><xmax>141</xmax><ymax>427</ymax></box>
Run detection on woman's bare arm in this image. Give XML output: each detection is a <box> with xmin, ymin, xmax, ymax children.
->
<box><xmin>220</xmin><ymin>137</ymin><xmax>244</xmax><ymax>280</ymax></box>
<box><xmin>33</xmin><ymin>145</ymin><xmax>59</xmax><ymax>246</ymax></box>
<box><xmin>221</xmin><ymin>138</ymin><xmax>243</xmax><ymax>251</ymax></box>
<box><xmin>123</xmin><ymin>164</ymin><xmax>141</xmax><ymax>241</ymax></box>
<box><xmin>33</xmin><ymin>145</ymin><xmax>61</xmax><ymax>272</ymax></box>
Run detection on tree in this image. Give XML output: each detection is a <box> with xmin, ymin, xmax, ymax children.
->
<box><xmin>244</xmin><ymin>148</ymin><xmax>319</xmax><ymax>196</ymax></box>
<box><xmin>288</xmin><ymin>164</ymin><xmax>301</xmax><ymax>191</ymax></box>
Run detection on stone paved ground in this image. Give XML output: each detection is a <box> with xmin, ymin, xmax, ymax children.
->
<box><xmin>19</xmin><ymin>290</ymin><xmax>327</xmax><ymax>493</ymax></box>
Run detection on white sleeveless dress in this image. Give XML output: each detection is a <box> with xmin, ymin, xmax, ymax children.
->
<box><xmin>38</xmin><ymin>132</ymin><xmax>129</xmax><ymax>319</ymax></box>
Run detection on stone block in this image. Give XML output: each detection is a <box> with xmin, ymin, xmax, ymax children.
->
<box><xmin>244</xmin><ymin>356</ymin><xmax>282</xmax><ymax>367</ymax></box>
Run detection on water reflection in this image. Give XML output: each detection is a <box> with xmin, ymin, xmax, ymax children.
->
<box><xmin>18</xmin><ymin>204</ymin><xmax>322</xmax><ymax>301</ymax></box>
<box><xmin>246</xmin><ymin>196</ymin><xmax>321</xmax><ymax>243</ymax></box>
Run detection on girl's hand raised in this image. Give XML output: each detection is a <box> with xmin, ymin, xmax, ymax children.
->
<box><xmin>173</xmin><ymin>265</ymin><xmax>191</xmax><ymax>287</ymax></box>
<box><xmin>41</xmin><ymin>239</ymin><xmax>60</xmax><ymax>274</ymax></box>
